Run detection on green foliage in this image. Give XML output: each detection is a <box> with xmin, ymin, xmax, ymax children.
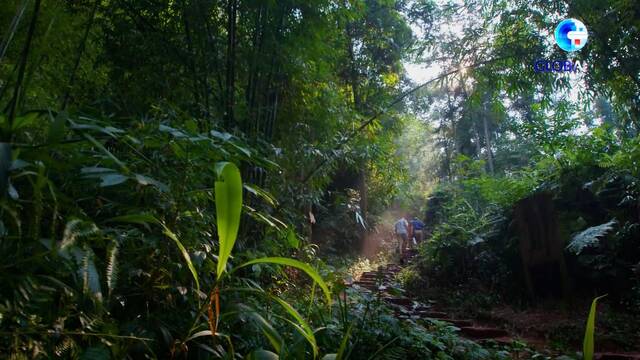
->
<box><xmin>2</xmin><ymin>0</ymin><xmax>640</xmax><ymax>357</ymax></box>
<box><xmin>238</xmin><ymin>257</ymin><xmax>331</xmax><ymax>305</ymax></box>
<box><xmin>315</xmin><ymin>286</ymin><xmax>530</xmax><ymax>360</ymax></box>
<box><xmin>108</xmin><ymin>213</ymin><xmax>200</xmax><ymax>293</ymax></box>
<box><xmin>214</xmin><ymin>162</ymin><xmax>243</xmax><ymax>280</ymax></box>
<box><xmin>418</xmin><ymin>125</ymin><xmax>640</xmax><ymax>308</ymax></box>
<box><xmin>567</xmin><ymin>220</ymin><xmax>617</xmax><ymax>255</ymax></box>
<box><xmin>583</xmin><ymin>295</ymin><xmax>607</xmax><ymax>360</ymax></box>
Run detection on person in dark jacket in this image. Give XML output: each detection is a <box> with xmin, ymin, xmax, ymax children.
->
<box><xmin>410</xmin><ymin>217</ymin><xmax>425</xmax><ymax>244</ymax></box>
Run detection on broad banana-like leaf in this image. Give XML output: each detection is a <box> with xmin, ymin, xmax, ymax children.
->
<box><xmin>238</xmin><ymin>257</ymin><xmax>331</xmax><ymax>304</ymax></box>
<box><xmin>214</xmin><ymin>162</ymin><xmax>243</xmax><ymax>280</ymax></box>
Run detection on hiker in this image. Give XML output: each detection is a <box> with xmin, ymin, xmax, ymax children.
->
<box><xmin>394</xmin><ymin>216</ymin><xmax>409</xmax><ymax>256</ymax></box>
<box><xmin>410</xmin><ymin>216</ymin><xmax>425</xmax><ymax>244</ymax></box>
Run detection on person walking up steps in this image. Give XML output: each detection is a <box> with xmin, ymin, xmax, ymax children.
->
<box><xmin>394</xmin><ymin>216</ymin><xmax>409</xmax><ymax>257</ymax></box>
<box><xmin>410</xmin><ymin>216</ymin><xmax>425</xmax><ymax>245</ymax></box>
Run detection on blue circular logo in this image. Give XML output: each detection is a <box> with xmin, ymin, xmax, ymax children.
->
<box><xmin>554</xmin><ymin>18</ymin><xmax>588</xmax><ymax>52</ymax></box>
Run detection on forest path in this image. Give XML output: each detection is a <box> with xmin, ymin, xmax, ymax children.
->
<box><xmin>348</xmin><ymin>250</ymin><xmax>640</xmax><ymax>360</ymax></box>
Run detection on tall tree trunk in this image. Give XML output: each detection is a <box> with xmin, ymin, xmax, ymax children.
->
<box><xmin>62</xmin><ymin>0</ymin><xmax>99</xmax><ymax>110</ymax></box>
<box><xmin>345</xmin><ymin>12</ymin><xmax>368</xmax><ymax>242</ymax></box>
<box><xmin>482</xmin><ymin>114</ymin><xmax>495</xmax><ymax>174</ymax></box>
<box><xmin>346</xmin><ymin>25</ymin><xmax>361</xmax><ymax>109</ymax></box>
<box><xmin>358</xmin><ymin>169</ymin><xmax>368</xmax><ymax>225</ymax></box>
<box><xmin>197</xmin><ymin>0</ymin><xmax>223</xmax><ymax>130</ymax></box>
<box><xmin>472</xmin><ymin>116</ymin><xmax>483</xmax><ymax>161</ymax></box>
<box><xmin>224</xmin><ymin>0</ymin><xmax>237</xmax><ymax>129</ymax></box>
<box><xmin>181</xmin><ymin>1</ymin><xmax>203</xmax><ymax>125</ymax></box>
<box><xmin>246</xmin><ymin>4</ymin><xmax>267</xmax><ymax>138</ymax></box>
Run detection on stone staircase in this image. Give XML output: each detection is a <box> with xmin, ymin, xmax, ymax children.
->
<box><xmin>349</xmin><ymin>250</ymin><xmax>640</xmax><ymax>359</ymax></box>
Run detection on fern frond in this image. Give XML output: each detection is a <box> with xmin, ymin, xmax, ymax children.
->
<box><xmin>60</xmin><ymin>219</ymin><xmax>99</xmax><ymax>249</ymax></box>
<box><xmin>9</xmin><ymin>353</ymin><xmax>30</xmax><ymax>360</ymax></box>
<box><xmin>0</xmin><ymin>202</ymin><xmax>22</xmax><ymax>237</ymax></box>
<box><xmin>54</xmin><ymin>336</ymin><xmax>78</xmax><ymax>357</ymax></box>
<box><xmin>567</xmin><ymin>219</ymin><xmax>617</xmax><ymax>254</ymax></box>
<box><xmin>106</xmin><ymin>241</ymin><xmax>119</xmax><ymax>298</ymax></box>
<box><xmin>13</xmin><ymin>276</ymin><xmax>36</xmax><ymax>310</ymax></box>
<box><xmin>79</xmin><ymin>245</ymin><xmax>103</xmax><ymax>302</ymax></box>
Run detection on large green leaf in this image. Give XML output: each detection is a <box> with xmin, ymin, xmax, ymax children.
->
<box><xmin>98</xmin><ymin>173</ymin><xmax>128</xmax><ymax>187</ymax></box>
<box><xmin>80</xmin><ymin>345</ymin><xmax>110</xmax><ymax>360</ymax></box>
<box><xmin>214</xmin><ymin>162</ymin><xmax>243</xmax><ymax>280</ymax></box>
<box><xmin>105</xmin><ymin>213</ymin><xmax>154</xmax><ymax>230</ymax></box>
<box><xmin>47</xmin><ymin>110</ymin><xmax>67</xmax><ymax>144</ymax></box>
<box><xmin>82</xmin><ymin>133</ymin><xmax>129</xmax><ymax>173</ymax></box>
<box><xmin>161</xmin><ymin>225</ymin><xmax>200</xmax><ymax>292</ymax></box>
<box><xmin>185</xmin><ymin>330</ymin><xmax>213</xmax><ymax>342</ymax></box>
<box><xmin>244</xmin><ymin>183</ymin><xmax>278</xmax><ymax>207</ymax></box>
<box><xmin>12</xmin><ymin>112</ymin><xmax>39</xmax><ymax>131</ymax></box>
<box><xmin>337</xmin><ymin>324</ymin><xmax>353</xmax><ymax>360</ymax></box>
<box><xmin>583</xmin><ymin>295</ymin><xmax>607</xmax><ymax>360</ymax></box>
<box><xmin>238</xmin><ymin>257</ymin><xmax>331</xmax><ymax>304</ymax></box>
<box><xmin>220</xmin><ymin>287</ymin><xmax>319</xmax><ymax>357</ymax></box>
<box><xmin>239</xmin><ymin>304</ymin><xmax>283</xmax><ymax>354</ymax></box>
<box><xmin>324</xmin><ymin>323</ymin><xmax>353</xmax><ymax>360</ymax></box>
<box><xmin>246</xmin><ymin>350</ymin><xmax>279</xmax><ymax>360</ymax></box>
<box><xmin>271</xmin><ymin>295</ymin><xmax>318</xmax><ymax>357</ymax></box>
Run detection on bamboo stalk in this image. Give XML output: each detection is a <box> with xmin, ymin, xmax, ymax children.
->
<box><xmin>6</xmin><ymin>0</ymin><xmax>41</xmax><ymax>136</ymax></box>
<box><xmin>62</xmin><ymin>0</ymin><xmax>99</xmax><ymax>110</ymax></box>
<box><xmin>0</xmin><ymin>0</ymin><xmax>29</xmax><ymax>67</ymax></box>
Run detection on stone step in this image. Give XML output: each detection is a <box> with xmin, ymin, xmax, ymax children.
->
<box><xmin>415</xmin><ymin>310</ymin><xmax>447</xmax><ymax>318</ymax></box>
<box><xmin>354</xmin><ymin>284</ymin><xmax>377</xmax><ymax>289</ymax></box>
<box><xmin>459</xmin><ymin>326</ymin><xmax>509</xmax><ymax>339</ymax></box>
<box><xmin>359</xmin><ymin>275</ymin><xmax>384</xmax><ymax>281</ymax></box>
<box><xmin>384</xmin><ymin>297</ymin><xmax>413</xmax><ymax>306</ymax></box>
<box><xmin>430</xmin><ymin>318</ymin><xmax>473</xmax><ymax>327</ymax></box>
<box><xmin>477</xmin><ymin>336</ymin><xmax>515</xmax><ymax>346</ymax></box>
<box><xmin>461</xmin><ymin>326</ymin><xmax>509</xmax><ymax>339</ymax></box>
<box><xmin>362</xmin><ymin>271</ymin><xmax>395</xmax><ymax>277</ymax></box>
<box><xmin>413</xmin><ymin>305</ymin><xmax>431</xmax><ymax>312</ymax></box>
<box><xmin>360</xmin><ymin>274</ymin><xmax>378</xmax><ymax>281</ymax></box>
<box><xmin>355</xmin><ymin>278</ymin><xmax>376</xmax><ymax>284</ymax></box>
<box><xmin>354</xmin><ymin>283</ymin><xmax>378</xmax><ymax>289</ymax></box>
<box><xmin>354</xmin><ymin>281</ymin><xmax>377</xmax><ymax>288</ymax></box>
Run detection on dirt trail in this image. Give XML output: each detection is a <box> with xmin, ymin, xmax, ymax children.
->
<box><xmin>348</xmin><ymin>250</ymin><xmax>640</xmax><ymax>360</ymax></box>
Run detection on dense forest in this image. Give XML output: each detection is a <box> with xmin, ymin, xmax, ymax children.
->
<box><xmin>1</xmin><ymin>0</ymin><xmax>639</xmax><ymax>359</ymax></box>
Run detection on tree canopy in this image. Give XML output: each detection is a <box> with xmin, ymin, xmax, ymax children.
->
<box><xmin>1</xmin><ymin>0</ymin><xmax>639</xmax><ymax>358</ymax></box>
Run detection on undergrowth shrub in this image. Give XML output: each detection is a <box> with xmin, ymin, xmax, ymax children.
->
<box><xmin>415</xmin><ymin>129</ymin><xmax>640</xmax><ymax>308</ymax></box>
